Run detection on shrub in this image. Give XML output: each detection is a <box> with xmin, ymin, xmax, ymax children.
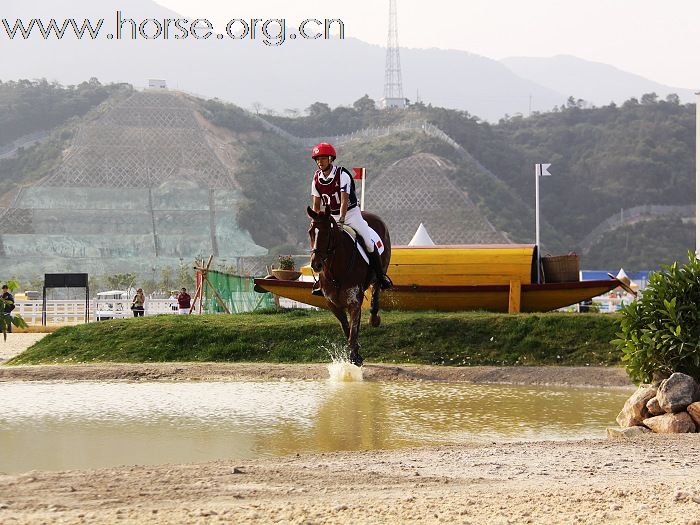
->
<box><xmin>612</xmin><ymin>251</ymin><xmax>700</xmax><ymax>384</ymax></box>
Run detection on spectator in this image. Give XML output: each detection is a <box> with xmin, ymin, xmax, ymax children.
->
<box><xmin>177</xmin><ymin>287</ymin><xmax>191</xmax><ymax>315</ymax></box>
<box><xmin>2</xmin><ymin>284</ymin><xmax>15</xmax><ymax>333</ymax></box>
<box><xmin>131</xmin><ymin>288</ymin><xmax>145</xmax><ymax>317</ymax></box>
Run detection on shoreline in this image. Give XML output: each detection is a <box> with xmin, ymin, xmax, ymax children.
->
<box><xmin>0</xmin><ymin>362</ymin><xmax>634</xmax><ymax>387</ymax></box>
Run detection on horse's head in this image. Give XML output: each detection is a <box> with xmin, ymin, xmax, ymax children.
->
<box><xmin>307</xmin><ymin>206</ymin><xmax>338</xmax><ymax>272</ymax></box>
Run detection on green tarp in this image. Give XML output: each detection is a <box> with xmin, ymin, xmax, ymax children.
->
<box><xmin>203</xmin><ymin>270</ymin><xmax>274</xmax><ymax>313</ymax></box>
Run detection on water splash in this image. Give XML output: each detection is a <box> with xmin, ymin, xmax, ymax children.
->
<box><xmin>323</xmin><ymin>343</ymin><xmax>363</xmax><ymax>382</ymax></box>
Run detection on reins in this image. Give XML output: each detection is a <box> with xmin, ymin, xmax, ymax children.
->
<box><xmin>311</xmin><ymin>218</ymin><xmax>359</xmax><ymax>289</ymax></box>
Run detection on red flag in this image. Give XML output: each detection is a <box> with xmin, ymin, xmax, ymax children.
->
<box><xmin>351</xmin><ymin>167</ymin><xmax>365</xmax><ymax>180</ymax></box>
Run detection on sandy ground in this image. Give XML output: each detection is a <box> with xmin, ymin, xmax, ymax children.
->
<box><xmin>2</xmin><ymin>338</ymin><xmax>699</xmax><ymax>524</ymax></box>
<box><xmin>0</xmin><ymin>333</ymin><xmax>47</xmax><ymax>362</ymax></box>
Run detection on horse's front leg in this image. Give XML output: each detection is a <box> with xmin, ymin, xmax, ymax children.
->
<box><xmin>327</xmin><ymin>301</ymin><xmax>350</xmax><ymax>340</ymax></box>
<box><xmin>346</xmin><ymin>286</ymin><xmax>365</xmax><ymax>367</ymax></box>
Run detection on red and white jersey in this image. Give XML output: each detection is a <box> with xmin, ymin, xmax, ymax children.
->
<box><xmin>311</xmin><ymin>165</ymin><xmax>358</xmax><ymax>214</ymax></box>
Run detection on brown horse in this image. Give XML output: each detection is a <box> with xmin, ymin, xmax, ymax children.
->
<box><xmin>307</xmin><ymin>206</ymin><xmax>392</xmax><ymax>366</ymax></box>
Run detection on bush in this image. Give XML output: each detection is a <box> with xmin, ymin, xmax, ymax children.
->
<box><xmin>612</xmin><ymin>251</ymin><xmax>700</xmax><ymax>384</ymax></box>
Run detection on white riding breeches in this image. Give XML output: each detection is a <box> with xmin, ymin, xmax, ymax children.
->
<box><xmin>333</xmin><ymin>206</ymin><xmax>375</xmax><ymax>252</ymax></box>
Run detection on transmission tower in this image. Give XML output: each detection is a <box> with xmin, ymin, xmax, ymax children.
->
<box><xmin>380</xmin><ymin>0</ymin><xmax>406</xmax><ymax>109</ymax></box>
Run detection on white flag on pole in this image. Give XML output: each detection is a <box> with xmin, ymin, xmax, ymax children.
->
<box><xmin>535</xmin><ymin>163</ymin><xmax>552</xmax><ymax>177</ymax></box>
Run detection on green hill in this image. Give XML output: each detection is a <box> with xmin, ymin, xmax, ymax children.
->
<box><xmin>0</xmin><ymin>82</ymin><xmax>694</xmax><ymax>272</ymax></box>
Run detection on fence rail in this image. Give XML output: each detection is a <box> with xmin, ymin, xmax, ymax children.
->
<box><xmin>15</xmin><ymin>299</ymin><xmax>181</xmax><ymax>325</ymax></box>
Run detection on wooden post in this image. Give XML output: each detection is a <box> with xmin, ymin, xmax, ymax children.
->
<box><xmin>508</xmin><ymin>280</ymin><xmax>521</xmax><ymax>314</ymax></box>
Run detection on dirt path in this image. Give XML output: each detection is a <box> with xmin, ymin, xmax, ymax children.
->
<box><xmin>0</xmin><ymin>333</ymin><xmax>47</xmax><ymax>362</ymax></box>
<box><xmin>1</xmin><ymin>436</ymin><xmax>698</xmax><ymax>524</ymax></box>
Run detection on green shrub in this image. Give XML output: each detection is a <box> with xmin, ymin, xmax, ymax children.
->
<box><xmin>612</xmin><ymin>251</ymin><xmax>700</xmax><ymax>384</ymax></box>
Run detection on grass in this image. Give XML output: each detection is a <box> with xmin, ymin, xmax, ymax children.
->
<box><xmin>7</xmin><ymin>310</ymin><xmax>623</xmax><ymax>367</ymax></box>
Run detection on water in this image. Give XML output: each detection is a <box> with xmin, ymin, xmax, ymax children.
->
<box><xmin>0</xmin><ymin>380</ymin><xmax>632</xmax><ymax>474</ymax></box>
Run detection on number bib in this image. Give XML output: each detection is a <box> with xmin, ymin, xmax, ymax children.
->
<box><xmin>313</xmin><ymin>166</ymin><xmax>358</xmax><ymax>213</ymax></box>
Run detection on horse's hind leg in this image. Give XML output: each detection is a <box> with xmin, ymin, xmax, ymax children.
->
<box><xmin>369</xmin><ymin>284</ymin><xmax>381</xmax><ymax>327</ymax></box>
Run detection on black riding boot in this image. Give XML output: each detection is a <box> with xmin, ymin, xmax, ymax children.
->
<box><xmin>368</xmin><ymin>249</ymin><xmax>393</xmax><ymax>290</ymax></box>
<box><xmin>311</xmin><ymin>280</ymin><xmax>323</xmax><ymax>296</ymax></box>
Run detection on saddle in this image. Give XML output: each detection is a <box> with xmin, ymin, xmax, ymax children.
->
<box><xmin>340</xmin><ymin>224</ymin><xmax>385</xmax><ymax>264</ymax></box>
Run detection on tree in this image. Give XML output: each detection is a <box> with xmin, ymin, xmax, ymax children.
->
<box><xmin>640</xmin><ymin>92</ymin><xmax>658</xmax><ymax>105</ymax></box>
<box><xmin>105</xmin><ymin>273</ymin><xmax>136</xmax><ymax>291</ymax></box>
<box><xmin>306</xmin><ymin>102</ymin><xmax>331</xmax><ymax>117</ymax></box>
<box><xmin>352</xmin><ymin>94</ymin><xmax>376</xmax><ymax>112</ymax></box>
<box><xmin>665</xmin><ymin>93</ymin><xmax>680</xmax><ymax>105</ymax></box>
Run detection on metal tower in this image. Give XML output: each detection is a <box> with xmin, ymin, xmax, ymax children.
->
<box><xmin>380</xmin><ymin>0</ymin><xmax>406</xmax><ymax>109</ymax></box>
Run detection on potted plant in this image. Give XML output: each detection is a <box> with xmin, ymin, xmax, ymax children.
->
<box><xmin>272</xmin><ymin>255</ymin><xmax>301</xmax><ymax>281</ymax></box>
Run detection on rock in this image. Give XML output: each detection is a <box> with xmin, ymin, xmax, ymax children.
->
<box><xmin>646</xmin><ymin>396</ymin><xmax>664</xmax><ymax>416</ymax></box>
<box><xmin>616</xmin><ymin>385</ymin><xmax>656</xmax><ymax>427</ymax></box>
<box><xmin>607</xmin><ymin>426</ymin><xmax>651</xmax><ymax>439</ymax></box>
<box><xmin>642</xmin><ymin>412</ymin><xmax>697</xmax><ymax>433</ymax></box>
<box><xmin>688</xmin><ymin>402</ymin><xmax>700</xmax><ymax>428</ymax></box>
<box><xmin>657</xmin><ymin>373</ymin><xmax>697</xmax><ymax>413</ymax></box>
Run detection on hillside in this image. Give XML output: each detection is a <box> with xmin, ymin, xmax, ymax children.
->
<box><xmin>0</xmin><ymin>82</ymin><xmax>695</xmax><ymax>277</ymax></box>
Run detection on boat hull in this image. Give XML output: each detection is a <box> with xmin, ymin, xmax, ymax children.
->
<box><xmin>253</xmin><ymin>278</ymin><xmax>621</xmax><ymax>313</ymax></box>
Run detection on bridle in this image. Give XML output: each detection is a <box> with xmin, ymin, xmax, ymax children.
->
<box><xmin>310</xmin><ymin>217</ymin><xmax>337</xmax><ymax>267</ymax></box>
<box><xmin>309</xmin><ymin>216</ymin><xmax>358</xmax><ymax>289</ymax></box>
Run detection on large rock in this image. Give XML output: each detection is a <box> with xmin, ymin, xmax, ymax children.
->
<box><xmin>688</xmin><ymin>402</ymin><xmax>700</xmax><ymax>428</ymax></box>
<box><xmin>642</xmin><ymin>412</ymin><xmax>697</xmax><ymax>434</ymax></box>
<box><xmin>646</xmin><ymin>397</ymin><xmax>665</xmax><ymax>416</ymax></box>
<box><xmin>607</xmin><ymin>426</ymin><xmax>652</xmax><ymax>439</ymax></box>
<box><xmin>657</xmin><ymin>373</ymin><xmax>698</xmax><ymax>413</ymax></box>
<box><xmin>616</xmin><ymin>385</ymin><xmax>657</xmax><ymax>427</ymax></box>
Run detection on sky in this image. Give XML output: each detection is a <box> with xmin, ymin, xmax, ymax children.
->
<box><xmin>156</xmin><ymin>0</ymin><xmax>700</xmax><ymax>90</ymax></box>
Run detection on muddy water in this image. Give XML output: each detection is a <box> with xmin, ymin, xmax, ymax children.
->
<box><xmin>0</xmin><ymin>380</ymin><xmax>631</xmax><ymax>474</ymax></box>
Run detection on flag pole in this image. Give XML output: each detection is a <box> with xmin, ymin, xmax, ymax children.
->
<box><xmin>361</xmin><ymin>168</ymin><xmax>366</xmax><ymax>211</ymax></box>
<box><xmin>535</xmin><ymin>163</ymin><xmax>541</xmax><ymax>284</ymax></box>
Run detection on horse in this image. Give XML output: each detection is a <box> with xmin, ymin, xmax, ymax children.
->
<box><xmin>307</xmin><ymin>206</ymin><xmax>392</xmax><ymax>367</ymax></box>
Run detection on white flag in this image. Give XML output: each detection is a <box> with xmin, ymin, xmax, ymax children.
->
<box><xmin>536</xmin><ymin>163</ymin><xmax>552</xmax><ymax>177</ymax></box>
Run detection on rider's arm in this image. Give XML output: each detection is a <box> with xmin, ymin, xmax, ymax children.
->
<box><xmin>338</xmin><ymin>193</ymin><xmax>348</xmax><ymax>223</ymax></box>
<box><xmin>312</xmin><ymin>195</ymin><xmax>322</xmax><ymax>213</ymax></box>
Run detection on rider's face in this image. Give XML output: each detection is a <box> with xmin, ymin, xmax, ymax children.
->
<box><xmin>315</xmin><ymin>156</ymin><xmax>332</xmax><ymax>172</ymax></box>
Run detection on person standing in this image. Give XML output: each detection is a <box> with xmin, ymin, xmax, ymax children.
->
<box><xmin>131</xmin><ymin>288</ymin><xmax>145</xmax><ymax>317</ymax></box>
<box><xmin>2</xmin><ymin>284</ymin><xmax>15</xmax><ymax>333</ymax></box>
<box><xmin>177</xmin><ymin>287</ymin><xmax>191</xmax><ymax>315</ymax></box>
<box><xmin>310</xmin><ymin>142</ymin><xmax>392</xmax><ymax>296</ymax></box>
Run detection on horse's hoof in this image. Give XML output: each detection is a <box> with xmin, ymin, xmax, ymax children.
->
<box><xmin>369</xmin><ymin>314</ymin><xmax>381</xmax><ymax>327</ymax></box>
<box><xmin>349</xmin><ymin>353</ymin><xmax>364</xmax><ymax>367</ymax></box>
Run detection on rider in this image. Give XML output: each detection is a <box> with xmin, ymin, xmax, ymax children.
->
<box><xmin>310</xmin><ymin>142</ymin><xmax>392</xmax><ymax>296</ymax></box>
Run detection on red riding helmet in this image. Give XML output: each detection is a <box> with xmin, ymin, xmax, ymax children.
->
<box><xmin>311</xmin><ymin>142</ymin><xmax>336</xmax><ymax>160</ymax></box>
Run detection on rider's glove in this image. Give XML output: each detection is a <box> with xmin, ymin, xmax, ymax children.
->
<box><xmin>338</xmin><ymin>217</ymin><xmax>345</xmax><ymax>227</ymax></box>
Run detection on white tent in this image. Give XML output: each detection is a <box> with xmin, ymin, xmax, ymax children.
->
<box><xmin>408</xmin><ymin>223</ymin><xmax>435</xmax><ymax>246</ymax></box>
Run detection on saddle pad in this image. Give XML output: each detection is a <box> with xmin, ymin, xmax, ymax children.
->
<box><xmin>341</xmin><ymin>224</ymin><xmax>385</xmax><ymax>265</ymax></box>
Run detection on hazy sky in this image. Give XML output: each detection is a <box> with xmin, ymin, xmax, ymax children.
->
<box><xmin>157</xmin><ymin>0</ymin><xmax>700</xmax><ymax>89</ymax></box>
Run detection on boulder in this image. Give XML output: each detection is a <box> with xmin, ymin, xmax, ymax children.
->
<box><xmin>657</xmin><ymin>373</ymin><xmax>698</xmax><ymax>413</ymax></box>
<box><xmin>688</xmin><ymin>402</ymin><xmax>700</xmax><ymax>428</ymax></box>
<box><xmin>607</xmin><ymin>426</ymin><xmax>652</xmax><ymax>439</ymax></box>
<box><xmin>645</xmin><ymin>397</ymin><xmax>664</xmax><ymax>416</ymax></box>
<box><xmin>616</xmin><ymin>385</ymin><xmax>656</xmax><ymax>427</ymax></box>
<box><xmin>642</xmin><ymin>412</ymin><xmax>696</xmax><ymax>434</ymax></box>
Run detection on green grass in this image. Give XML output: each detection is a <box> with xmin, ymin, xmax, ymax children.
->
<box><xmin>7</xmin><ymin>310</ymin><xmax>622</xmax><ymax>367</ymax></box>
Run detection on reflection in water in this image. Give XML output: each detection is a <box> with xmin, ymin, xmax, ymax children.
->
<box><xmin>0</xmin><ymin>380</ymin><xmax>632</xmax><ymax>474</ymax></box>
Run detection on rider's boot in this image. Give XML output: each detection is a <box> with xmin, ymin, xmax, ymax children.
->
<box><xmin>311</xmin><ymin>280</ymin><xmax>324</xmax><ymax>296</ymax></box>
<box><xmin>368</xmin><ymin>249</ymin><xmax>393</xmax><ymax>290</ymax></box>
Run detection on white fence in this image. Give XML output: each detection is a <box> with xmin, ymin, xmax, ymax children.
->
<box><xmin>15</xmin><ymin>299</ymin><xmax>181</xmax><ymax>325</ymax></box>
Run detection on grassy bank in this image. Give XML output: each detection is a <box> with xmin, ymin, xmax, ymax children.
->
<box><xmin>7</xmin><ymin>310</ymin><xmax>623</xmax><ymax>367</ymax></box>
